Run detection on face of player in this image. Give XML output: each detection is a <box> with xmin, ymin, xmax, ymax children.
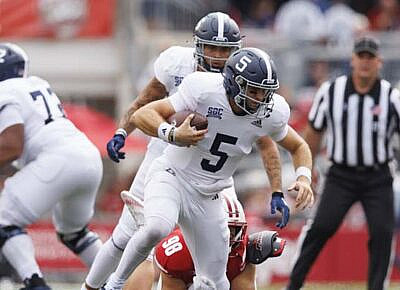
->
<box><xmin>351</xmin><ymin>51</ymin><xmax>382</xmax><ymax>81</ymax></box>
<box><xmin>244</xmin><ymin>85</ymin><xmax>270</xmax><ymax>113</ymax></box>
<box><xmin>203</xmin><ymin>44</ymin><xmax>233</xmax><ymax>70</ymax></box>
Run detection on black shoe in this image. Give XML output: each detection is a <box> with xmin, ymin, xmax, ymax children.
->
<box><xmin>20</xmin><ymin>274</ymin><xmax>51</xmax><ymax>290</ymax></box>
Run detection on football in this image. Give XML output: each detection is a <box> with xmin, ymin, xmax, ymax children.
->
<box><xmin>167</xmin><ymin>110</ymin><xmax>208</xmax><ymax>130</ymax></box>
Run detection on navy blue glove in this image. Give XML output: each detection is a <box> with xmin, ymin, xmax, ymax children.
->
<box><xmin>107</xmin><ymin>134</ymin><xmax>126</xmax><ymax>163</ymax></box>
<box><xmin>270</xmin><ymin>191</ymin><xmax>290</xmax><ymax>229</ymax></box>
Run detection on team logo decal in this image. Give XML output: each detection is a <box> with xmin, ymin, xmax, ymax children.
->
<box><xmin>174</xmin><ymin>76</ymin><xmax>184</xmax><ymax>87</ymax></box>
<box><xmin>165</xmin><ymin>168</ymin><xmax>176</xmax><ymax>176</ymax></box>
<box><xmin>251</xmin><ymin>119</ymin><xmax>262</xmax><ymax>128</ymax></box>
<box><xmin>206</xmin><ymin>107</ymin><xmax>223</xmax><ymax>119</ymax></box>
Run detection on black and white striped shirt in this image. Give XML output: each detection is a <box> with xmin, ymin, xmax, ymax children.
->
<box><xmin>309</xmin><ymin>74</ymin><xmax>400</xmax><ymax>167</ymax></box>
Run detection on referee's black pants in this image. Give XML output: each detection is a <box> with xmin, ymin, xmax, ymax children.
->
<box><xmin>287</xmin><ymin>164</ymin><xmax>394</xmax><ymax>290</ymax></box>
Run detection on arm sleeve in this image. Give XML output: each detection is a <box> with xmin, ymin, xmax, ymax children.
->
<box><xmin>308</xmin><ymin>81</ymin><xmax>330</xmax><ymax>131</ymax></box>
<box><xmin>0</xmin><ymin>103</ymin><xmax>23</xmax><ymax>134</ymax></box>
<box><xmin>269</xmin><ymin>96</ymin><xmax>290</xmax><ymax>142</ymax></box>
<box><xmin>153</xmin><ymin>47</ymin><xmax>177</xmax><ymax>90</ymax></box>
<box><xmin>167</xmin><ymin>73</ymin><xmax>199</xmax><ymax>112</ymax></box>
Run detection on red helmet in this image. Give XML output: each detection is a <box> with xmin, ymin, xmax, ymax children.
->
<box><xmin>222</xmin><ymin>194</ymin><xmax>247</xmax><ymax>248</ymax></box>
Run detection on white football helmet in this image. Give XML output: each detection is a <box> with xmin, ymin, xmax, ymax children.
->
<box><xmin>222</xmin><ymin>193</ymin><xmax>247</xmax><ymax>248</ymax></box>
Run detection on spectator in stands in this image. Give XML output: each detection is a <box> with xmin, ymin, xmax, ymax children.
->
<box><xmin>243</xmin><ymin>0</ymin><xmax>276</xmax><ymax>29</ymax></box>
<box><xmin>368</xmin><ymin>0</ymin><xmax>400</xmax><ymax>31</ymax></box>
<box><xmin>290</xmin><ymin>60</ymin><xmax>330</xmax><ymax>134</ymax></box>
<box><xmin>274</xmin><ymin>0</ymin><xmax>326</xmax><ymax>43</ymax></box>
<box><xmin>324</xmin><ymin>0</ymin><xmax>369</xmax><ymax>46</ymax></box>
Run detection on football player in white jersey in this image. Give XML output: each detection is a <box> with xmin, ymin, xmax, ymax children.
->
<box><xmin>0</xmin><ymin>43</ymin><xmax>103</xmax><ymax>290</ymax></box>
<box><xmin>103</xmin><ymin>48</ymin><xmax>314</xmax><ymax>290</ymax></box>
<box><xmin>83</xmin><ymin>12</ymin><xmax>286</xmax><ymax>290</ymax></box>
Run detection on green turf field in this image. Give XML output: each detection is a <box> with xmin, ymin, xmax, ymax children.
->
<box><xmin>2</xmin><ymin>281</ymin><xmax>399</xmax><ymax>289</ymax></box>
<box><xmin>261</xmin><ymin>282</ymin><xmax>400</xmax><ymax>290</ymax></box>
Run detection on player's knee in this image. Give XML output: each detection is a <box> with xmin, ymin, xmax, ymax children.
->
<box><xmin>192</xmin><ymin>276</ymin><xmax>217</xmax><ymax>290</ymax></box>
<box><xmin>111</xmin><ymin>226</ymin><xmax>132</xmax><ymax>251</ymax></box>
<box><xmin>143</xmin><ymin>219</ymin><xmax>173</xmax><ymax>246</ymax></box>
<box><xmin>57</xmin><ymin>226</ymin><xmax>100</xmax><ymax>254</ymax></box>
<box><xmin>144</xmin><ymin>226</ymin><xmax>170</xmax><ymax>246</ymax></box>
<box><xmin>0</xmin><ymin>225</ymin><xmax>27</xmax><ymax>248</ymax></box>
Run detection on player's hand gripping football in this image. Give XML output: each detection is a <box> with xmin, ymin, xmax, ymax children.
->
<box><xmin>288</xmin><ymin>176</ymin><xmax>314</xmax><ymax>210</ymax></box>
<box><xmin>107</xmin><ymin>134</ymin><xmax>126</xmax><ymax>163</ymax></box>
<box><xmin>174</xmin><ymin>114</ymin><xmax>208</xmax><ymax>146</ymax></box>
<box><xmin>270</xmin><ymin>192</ymin><xmax>290</xmax><ymax>229</ymax></box>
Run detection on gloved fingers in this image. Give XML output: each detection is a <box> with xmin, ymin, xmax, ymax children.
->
<box><xmin>107</xmin><ymin>142</ymin><xmax>120</xmax><ymax>163</ymax></box>
<box><xmin>274</xmin><ymin>205</ymin><xmax>290</xmax><ymax>229</ymax></box>
<box><xmin>109</xmin><ymin>153</ymin><xmax>120</xmax><ymax>163</ymax></box>
<box><xmin>282</xmin><ymin>206</ymin><xmax>290</xmax><ymax>228</ymax></box>
<box><xmin>115</xmin><ymin>141</ymin><xmax>124</xmax><ymax>151</ymax></box>
<box><xmin>270</xmin><ymin>201</ymin><xmax>276</xmax><ymax>214</ymax></box>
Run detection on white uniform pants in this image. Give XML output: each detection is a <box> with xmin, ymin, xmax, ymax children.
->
<box><xmin>0</xmin><ymin>142</ymin><xmax>102</xmax><ymax>234</ymax></box>
<box><xmin>144</xmin><ymin>156</ymin><xmax>230</xmax><ymax>289</ymax></box>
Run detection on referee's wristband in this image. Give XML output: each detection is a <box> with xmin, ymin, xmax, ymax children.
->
<box><xmin>115</xmin><ymin>128</ymin><xmax>127</xmax><ymax>139</ymax></box>
<box><xmin>295</xmin><ymin>166</ymin><xmax>312</xmax><ymax>184</ymax></box>
<box><xmin>157</xmin><ymin>122</ymin><xmax>176</xmax><ymax>144</ymax></box>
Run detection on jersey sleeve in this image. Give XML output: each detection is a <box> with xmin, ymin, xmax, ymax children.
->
<box><xmin>308</xmin><ymin>81</ymin><xmax>330</xmax><ymax>131</ymax></box>
<box><xmin>153</xmin><ymin>46</ymin><xmax>180</xmax><ymax>90</ymax></box>
<box><xmin>0</xmin><ymin>103</ymin><xmax>23</xmax><ymax>134</ymax></box>
<box><xmin>168</xmin><ymin>72</ymin><xmax>201</xmax><ymax>112</ymax></box>
<box><xmin>268</xmin><ymin>94</ymin><xmax>290</xmax><ymax>142</ymax></box>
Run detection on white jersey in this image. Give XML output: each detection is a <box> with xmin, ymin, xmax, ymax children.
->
<box><xmin>147</xmin><ymin>46</ymin><xmax>196</xmax><ymax>154</ymax></box>
<box><xmin>154</xmin><ymin>46</ymin><xmax>196</xmax><ymax>95</ymax></box>
<box><xmin>164</xmin><ymin>71</ymin><xmax>290</xmax><ymax>194</ymax></box>
<box><xmin>0</xmin><ymin>76</ymin><xmax>93</xmax><ymax>166</ymax></box>
<box><xmin>130</xmin><ymin>46</ymin><xmax>197</xmax><ymax>198</ymax></box>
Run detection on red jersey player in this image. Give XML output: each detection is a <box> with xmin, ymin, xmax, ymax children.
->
<box><xmin>154</xmin><ymin>194</ymin><xmax>286</xmax><ymax>290</ymax></box>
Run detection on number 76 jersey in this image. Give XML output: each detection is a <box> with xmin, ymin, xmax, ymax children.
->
<box><xmin>163</xmin><ymin>71</ymin><xmax>290</xmax><ymax>194</ymax></box>
<box><xmin>0</xmin><ymin>76</ymin><xmax>85</xmax><ymax>165</ymax></box>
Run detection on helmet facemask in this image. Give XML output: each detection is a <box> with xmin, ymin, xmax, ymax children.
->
<box><xmin>228</xmin><ymin>221</ymin><xmax>248</xmax><ymax>251</ymax></box>
<box><xmin>233</xmin><ymin>75</ymin><xmax>277</xmax><ymax>119</ymax></box>
<box><xmin>194</xmin><ymin>36</ymin><xmax>241</xmax><ymax>73</ymax></box>
<box><xmin>222</xmin><ymin>194</ymin><xmax>248</xmax><ymax>251</ymax></box>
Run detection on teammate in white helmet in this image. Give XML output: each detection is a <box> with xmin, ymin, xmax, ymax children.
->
<box><xmin>0</xmin><ymin>43</ymin><xmax>103</xmax><ymax>290</ymax></box>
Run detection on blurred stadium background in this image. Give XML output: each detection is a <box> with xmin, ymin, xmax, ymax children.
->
<box><xmin>1</xmin><ymin>0</ymin><xmax>400</xmax><ymax>289</ymax></box>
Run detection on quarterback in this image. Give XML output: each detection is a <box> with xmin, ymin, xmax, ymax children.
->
<box><xmin>83</xmin><ymin>12</ymin><xmax>285</xmax><ymax>290</ymax></box>
<box><xmin>104</xmin><ymin>47</ymin><xmax>314</xmax><ymax>290</ymax></box>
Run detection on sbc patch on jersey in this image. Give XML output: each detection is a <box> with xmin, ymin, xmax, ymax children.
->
<box><xmin>206</xmin><ymin>107</ymin><xmax>223</xmax><ymax>119</ymax></box>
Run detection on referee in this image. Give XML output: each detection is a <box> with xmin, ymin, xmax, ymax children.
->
<box><xmin>287</xmin><ymin>36</ymin><xmax>399</xmax><ymax>290</ymax></box>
